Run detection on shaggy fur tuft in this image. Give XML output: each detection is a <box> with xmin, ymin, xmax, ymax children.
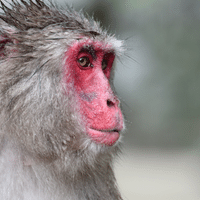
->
<box><xmin>0</xmin><ymin>0</ymin><xmax>97</xmax><ymax>33</ymax></box>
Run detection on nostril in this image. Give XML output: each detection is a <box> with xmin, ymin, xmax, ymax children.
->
<box><xmin>107</xmin><ymin>99</ymin><xmax>115</xmax><ymax>107</ymax></box>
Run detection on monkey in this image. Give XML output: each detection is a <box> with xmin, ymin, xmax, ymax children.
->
<box><xmin>0</xmin><ymin>1</ymin><xmax>125</xmax><ymax>200</ymax></box>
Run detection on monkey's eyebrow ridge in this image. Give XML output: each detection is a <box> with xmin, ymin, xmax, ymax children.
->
<box><xmin>80</xmin><ymin>45</ymin><xmax>97</xmax><ymax>60</ymax></box>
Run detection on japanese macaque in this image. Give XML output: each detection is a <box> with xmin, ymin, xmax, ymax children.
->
<box><xmin>0</xmin><ymin>0</ymin><xmax>125</xmax><ymax>199</ymax></box>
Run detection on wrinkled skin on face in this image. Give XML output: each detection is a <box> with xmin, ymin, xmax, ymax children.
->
<box><xmin>65</xmin><ymin>40</ymin><xmax>124</xmax><ymax>146</ymax></box>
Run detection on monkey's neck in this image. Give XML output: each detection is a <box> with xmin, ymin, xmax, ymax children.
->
<box><xmin>0</xmin><ymin>140</ymin><xmax>122</xmax><ymax>200</ymax></box>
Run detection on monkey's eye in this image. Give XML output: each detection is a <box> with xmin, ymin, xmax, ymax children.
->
<box><xmin>78</xmin><ymin>57</ymin><xmax>90</xmax><ymax>68</ymax></box>
<box><xmin>102</xmin><ymin>59</ymin><xmax>108</xmax><ymax>70</ymax></box>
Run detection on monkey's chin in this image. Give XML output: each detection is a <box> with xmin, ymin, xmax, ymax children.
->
<box><xmin>88</xmin><ymin>128</ymin><xmax>120</xmax><ymax>146</ymax></box>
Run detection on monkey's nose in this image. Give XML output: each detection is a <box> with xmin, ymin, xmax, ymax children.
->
<box><xmin>106</xmin><ymin>97</ymin><xmax>120</xmax><ymax>108</ymax></box>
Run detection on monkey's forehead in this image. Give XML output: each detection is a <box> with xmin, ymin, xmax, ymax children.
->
<box><xmin>8</xmin><ymin>24</ymin><xmax>124</xmax><ymax>57</ymax></box>
<box><xmin>67</xmin><ymin>38</ymin><xmax>123</xmax><ymax>54</ymax></box>
<box><xmin>40</xmin><ymin>26</ymin><xmax>124</xmax><ymax>55</ymax></box>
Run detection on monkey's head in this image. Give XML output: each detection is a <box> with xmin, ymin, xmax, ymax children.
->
<box><xmin>0</xmin><ymin>0</ymin><xmax>125</xmax><ymax>168</ymax></box>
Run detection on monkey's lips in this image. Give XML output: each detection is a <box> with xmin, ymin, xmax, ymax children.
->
<box><xmin>88</xmin><ymin>128</ymin><xmax>120</xmax><ymax>146</ymax></box>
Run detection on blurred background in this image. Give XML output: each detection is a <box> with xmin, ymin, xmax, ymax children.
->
<box><xmin>58</xmin><ymin>0</ymin><xmax>200</xmax><ymax>199</ymax></box>
<box><xmin>8</xmin><ymin>0</ymin><xmax>200</xmax><ymax>199</ymax></box>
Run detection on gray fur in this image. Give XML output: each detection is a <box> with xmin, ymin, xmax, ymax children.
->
<box><xmin>0</xmin><ymin>1</ymin><xmax>124</xmax><ymax>199</ymax></box>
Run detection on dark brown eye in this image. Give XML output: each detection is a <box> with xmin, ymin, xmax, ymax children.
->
<box><xmin>78</xmin><ymin>57</ymin><xmax>90</xmax><ymax>68</ymax></box>
<box><xmin>102</xmin><ymin>59</ymin><xmax>108</xmax><ymax>70</ymax></box>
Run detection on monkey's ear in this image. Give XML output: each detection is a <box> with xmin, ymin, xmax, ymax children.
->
<box><xmin>0</xmin><ymin>21</ymin><xmax>17</xmax><ymax>59</ymax></box>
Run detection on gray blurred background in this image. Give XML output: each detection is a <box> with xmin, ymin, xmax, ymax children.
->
<box><xmin>58</xmin><ymin>0</ymin><xmax>200</xmax><ymax>199</ymax></box>
<box><xmin>16</xmin><ymin>0</ymin><xmax>200</xmax><ymax>199</ymax></box>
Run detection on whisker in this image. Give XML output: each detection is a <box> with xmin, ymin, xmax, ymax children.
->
<box><xmin>26</xmin><ymin>59</ymin><xmax>50</xmax><ymax>82</ymax></box>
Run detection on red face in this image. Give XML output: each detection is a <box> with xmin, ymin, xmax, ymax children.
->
<box><xmin>65</xmin><ymin>40</ymin><xmax>124</xmax><ymax>146</ymax></box>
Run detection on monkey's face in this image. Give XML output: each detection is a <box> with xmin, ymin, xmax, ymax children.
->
<box><xmin>65</xmin><ymin>39</ymin><xmax>124</xmax><ymax>146</ymax></box>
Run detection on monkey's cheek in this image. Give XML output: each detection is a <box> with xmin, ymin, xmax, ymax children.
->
<box><xmin>87</xmin><ymin>129</ymin><xmax>120</xmax><ymax>146</ymax></box>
